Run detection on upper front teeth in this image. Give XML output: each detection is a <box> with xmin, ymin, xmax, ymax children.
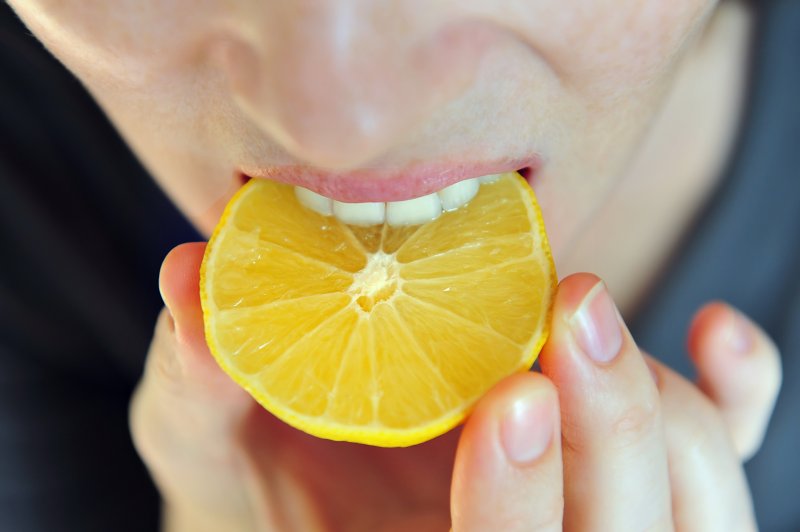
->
<box><xmin>294</xmin><ymin>174</ymin><xmax>501</xmax><ymax>227</ymax></box>
<box><xmin>294</xmin><ymin>187</ymin><xmax>335</xmax><ymax>216</ymax></box>
<box><xmin>438</xmin><ymin>178</ymin><xmax>479</xmax><ymax>212</ymax></box>
<box><xmin>333</xmin><ymin>200</ymin><xmax>385</xmax><ymax>226</ymax></box>
<box><xmin>385</xmin><ymin>192</ymin><xmax>442</xmax><ymax>226</ymax></box>
<box><xmin>478</xmin><ymin>174</ymin><xmax>501</xmax><ymax>184</ymax></box>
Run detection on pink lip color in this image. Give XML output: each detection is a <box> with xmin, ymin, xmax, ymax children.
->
<box><xmin>238</xmin><ymin>156</ymin><xmax>540</xmax><ymax>203</ymax></box>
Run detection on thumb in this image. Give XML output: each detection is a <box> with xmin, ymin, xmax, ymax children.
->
<box><xmin>134</xmin><ymin>242</ymin><xmax>251</xmax><ymax>441</ymax></box>
<box><xmin>158</xmin><ymin>241</ymin><xmax>207</xmax><ymax>350</ymax></box>
<box><xmin>131</xmin><ymin>242</ymin><xmax>256</xmax><ymax>529</ymax></box>
<box><xmin>157</xmin><ymin>242</ymin><xmax>246</xmax><ymax>396</ymax></box>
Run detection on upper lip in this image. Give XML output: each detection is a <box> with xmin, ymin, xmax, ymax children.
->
<box><xmin>238</xmin><ymin>156</ymin><xmax>540</xmax><ymax>203</ymax></box>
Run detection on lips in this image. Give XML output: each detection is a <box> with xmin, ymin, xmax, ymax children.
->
<box><xmin>238</xmin><ymin>156</ymin><xmax>540</xmax><ymax>203</ymax></box>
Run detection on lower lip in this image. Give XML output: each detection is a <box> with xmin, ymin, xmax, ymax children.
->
<box><xmin>238</xmin><ymin>157</ymin><xmax>540</xmax><ymax>203</ymax></box>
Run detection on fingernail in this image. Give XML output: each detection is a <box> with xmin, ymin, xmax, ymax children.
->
<box><xmin>500</xmin><ymin>392</ymin><xmax>554</xmax><ymax>465</ymax></box>
<box><xmin>726</xmin><ymin>307</ymin><xmax>754</xmax><ymax>355</ymax></box>
<box><xmin>569</xmin><ymin>281</ymin><xmax>623</xmax><ymax>363</ymax></box>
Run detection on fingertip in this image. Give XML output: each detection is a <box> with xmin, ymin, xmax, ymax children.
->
<box><xmin>539</xmin><ymin>272</ymin><xmax>606</xmax><ymax>378</ymax></box>
<box><xmin>158</xmin><ymin>243</ymin><xmax>209</xmax><ymax>355</ymax></box>
<box><xmin>688</xmin><ymin>301</ymin><xmax>729</xmax><ymax>338</ymax></box>
<box><xmin>481</xmin><ymin>371</ymin><xmax>558</xmax><ymax>409</ymax></box>
<box><xmin>687</xmin><ymin>302</ymin><xmax>748</xmax><ymax>396</ymax></box>
<box><xmin>154</xmin><ymin>242</ymin><xmax>245</xmax><ymax>397</ymax></box>
<box><xmin>158</xmin><ymin>242</ymin><xmax>208</xmax><ymax>312</ymax></box>
<box><xmin>466</xmin><ymin>372</ymin><xmax>558</xmax><ymax>439</ymax></box>
<box><xmin>498</xmin><ymin>373</ymin><xmax>559</xmax><ymax>467</ymax></box>
<box><xmin>687</xmin><ymin>301</ymin><xmax>744</xmax><ymax>362</ymax></box>
<box><xmin>553</xmin><ymin>272</ymin><xmax>605</xmax><ymax>311</ymax></box>
<box><xmin>459</xmin><ymin>372</ymin><xmax>559</xmax><ymax>463</ymax></box>
<box><xmin>687</xmin><ymin>301</ymin><xmax>770</xmax><ymax>381</ymax></box>
<box><xmin>688</xmin><ymin>303</ymin><xmax>782</xmax><ymax>460</ymax></box>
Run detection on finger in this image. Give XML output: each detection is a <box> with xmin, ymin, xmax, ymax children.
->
<box><xmin>451</xmin><ymin>372</ymin><xmax>562</xmax><ymax>532</ymax></box>
<box><xmin>130</xmin><ymin>243</ymin><xmax>253</xmax><ymax>515</ymax></box>
<box><xmin>647</xmin><ymin>358</ymin><xmax>757</xmax><ymax>532</ymax></box>
<box><xmin>137</xmin><ymin>242</ymin><xmax>249</xmax><ymax>421</ymax></box>
<box><xmin>157</xmin><ymin>241</ymin><xmax>238</xmax><ymax>391</ymax></box>
<box><xmin>539</xmin><ymin>273</ymin><xmax>673</xmax><ymax>531</ymax></box>
<box><xmin>687</xmin><ymin>302</ymin><xmax>782</xmax><ymax>461</ymax></box>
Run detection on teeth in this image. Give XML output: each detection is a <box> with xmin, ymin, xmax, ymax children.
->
<box><xmin>478</xmin><ymin>173</ymin><xmax>501</xmax><ymax>184</ymax></box>
<box><xmin>437</xmin><ymin>177</ymin><xmax>479</xmax><ymax>212</ymax></box>
<box><xmin>295</xmin><ymin>173</ymin><xmax>502</xmax><ymax>226</ymax></box>
<box><xmin>333</xmin><ymin>200</ymin><xmax>386</xmax><ymax>226</ymax></box>
<box><xmin>295</xmin><ymin>187</ymin><xmax>334</xmax><ymax>215</ymax></box>
<box><xmin>386</xmin><ymin>192</ymin><xmax>442</xmax><ymax>226</ymax></box>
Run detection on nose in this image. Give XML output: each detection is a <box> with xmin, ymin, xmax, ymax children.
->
<box><xmin>216</xmin><ymin>2</ymin><xmax>488</xmax><ymax>169</ymax></box>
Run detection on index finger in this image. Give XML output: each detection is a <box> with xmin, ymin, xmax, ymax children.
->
<box><xmin>539</xmin><ymin>273</ymin><xmax>673</xmax><ymax>531</ymax></box>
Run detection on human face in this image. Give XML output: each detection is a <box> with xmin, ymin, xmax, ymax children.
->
<box><xmin>8</xmin><ymin>0</ymin><xmax>717</xmax><ymax>262</ymax></box>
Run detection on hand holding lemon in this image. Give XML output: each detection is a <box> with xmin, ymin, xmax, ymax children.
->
<box><xmin>132</xmin><ymin>174</ymin><xmax>778</xmax><ymax>531</ymax></box>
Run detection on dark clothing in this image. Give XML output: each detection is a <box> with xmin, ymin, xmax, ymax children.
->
<box><xmin>1</xmin><ymin>2</ymin><xmax>798</xmax><ymax>531</ymax></box>
<box><xmin>0</xmin><ymin>4</ymin><xmax>198</xmax><ymax>531</ymax></box>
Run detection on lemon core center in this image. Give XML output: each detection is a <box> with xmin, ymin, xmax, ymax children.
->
<box><xmin>349</xmin><ymin>251</ymin><xmax>400</xmax><ymax>312</ymax></box>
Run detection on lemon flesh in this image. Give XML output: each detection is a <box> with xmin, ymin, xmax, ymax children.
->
<box><xmin>200</xmin><ymin>173</ymin><xmax>556</xmax><ymax>447</ymax></box>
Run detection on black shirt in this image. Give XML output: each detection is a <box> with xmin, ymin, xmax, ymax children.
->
<box><xmin>1</xmin><ymin>2</ymin><xmax>798</xmax><ymax>531</ymax></box>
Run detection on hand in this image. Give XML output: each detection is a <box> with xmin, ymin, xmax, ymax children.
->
<box><xmin>132</xmin><ymin>242</ymin><xmax>457</xmax><ymax>532</ymax></box>
<box><xmin>131</xmin><ymin>243</ymin><xmax>781</xmax><ymax>531</ymax></box>
<box><xmin>451</xmin><ymin>273</ymin><xmax>781</xmax><ymax>531</ymax></box>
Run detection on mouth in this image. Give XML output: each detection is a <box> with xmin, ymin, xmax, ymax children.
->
<box><xmin>237</xmin><ymin>157</ymin><xmax>540</xmax><ymax>227</ymax></box>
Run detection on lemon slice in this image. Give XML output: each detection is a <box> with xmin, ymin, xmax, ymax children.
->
<box><xmin>200</xmin><ymin>172</ymin><xmax>556</xmax><ymax>447</ymax></box>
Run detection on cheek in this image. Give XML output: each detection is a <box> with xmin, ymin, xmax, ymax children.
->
<box><xmin>8</xmin><ymin>0</ymin><xmax>224</xmax><ymax>88</ymax></box>
<box><xmin>531</xmin><ymin>0</ymin><xmax>718</xmax><ymax>100</ymax></box>
<box><xmin>519</xmin><ymin>0</ymin><xmax>717</xmax><ymax>257</ymax></box>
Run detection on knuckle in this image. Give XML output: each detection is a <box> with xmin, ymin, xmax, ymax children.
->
<box><xmin>610</xmin><ymin>398</ymin><xmax>661</xmax><ymax>448</ymax></box>
<box><xmin>149</xmin><ymin>344</ymin><xmax>184</xmax><ymax>388</ymax></box>
<box><xmin>560</xmin><ymin>413</ymin><xmax>589</xmax><ymax>456</ymax></box>
<box><xmin>560</xmin><ymin>394</ymin><xmax>663</xmax><ymax>454</ymax></box>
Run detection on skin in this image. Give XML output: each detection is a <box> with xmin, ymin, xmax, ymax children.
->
<box><xmin>7</xmin><ymin>0</ymin><xmax>783</xmax><ymax>530</ymax></box>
